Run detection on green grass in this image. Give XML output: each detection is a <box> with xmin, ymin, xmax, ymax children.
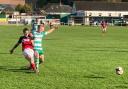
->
<box><xmin>0</xmin><ymin>25</ymin><xmax>128</xmax><ymax>89</ymax></box>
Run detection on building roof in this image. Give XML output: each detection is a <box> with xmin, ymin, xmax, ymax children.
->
<box><xmin>75</xmin><ymin>1</ymin><xmax>128</xmax><ymax>11</ymax></box>
<box><xmin>0</xmin><ymin>4</ymin><xmax>15</xmax><ymax>11</ymax></box>
<box><xmin>44</xmin><ymin>3</ymin><xmax>72</xmax><ymax>13</ymax></box>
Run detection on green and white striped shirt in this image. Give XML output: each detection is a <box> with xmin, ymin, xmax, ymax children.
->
<box><xmin>33</xmin><ymin>31</ymin><xmax>47</xmax><ymax>50</ymax></box>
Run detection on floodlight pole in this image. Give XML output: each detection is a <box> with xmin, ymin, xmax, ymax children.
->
<box><xmin>16</xmin><ymin>15</ymin><xmax>18</xmax><ymax>26</ymax></box>
<box><xmin>60</xmin><ymin>0</ymin><xmax>62</xmax><ymax>6</ymax></box>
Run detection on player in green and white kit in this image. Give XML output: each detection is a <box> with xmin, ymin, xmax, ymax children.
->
<box><xmin>33</xmin><ymin>23</ymin><xmax>58</xmax><ymax>73</ymax></box>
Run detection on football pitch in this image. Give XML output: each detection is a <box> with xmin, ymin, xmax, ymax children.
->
<box><xmin>0</xmin><ymin>25</ymin><xmax>128</xmax><ymax>89</ymax></box>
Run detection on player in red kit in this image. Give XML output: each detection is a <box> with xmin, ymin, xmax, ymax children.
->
<box><xmin>10</xmin><ymin>28</ymin><xmax>36</xmax><ymax>71</ymax></box>
<box><xmin>100</xmin><ymin>20</ymin><xmax>108</xmax><ymax>34</ymax></box>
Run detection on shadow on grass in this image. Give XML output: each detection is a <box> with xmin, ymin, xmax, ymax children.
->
<box><xmin>8</xmin><ymin>69</ymin><xmax>34</xmax><ymax>74</ymax></box>
<box><xmin>0</xmin><ymin>65</ymin><xmax>34</xmax><ymax>74</ymax></box>
<box><xmin>83</xmin><ymin>75</ymin><xmax>105</xmax><ymax>79</ymax></box>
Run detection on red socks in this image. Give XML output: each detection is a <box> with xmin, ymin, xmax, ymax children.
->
<box><xmin>31</xmin><ymin>63</ymin><xmax>35</xmax><ymax>70</ymax></box>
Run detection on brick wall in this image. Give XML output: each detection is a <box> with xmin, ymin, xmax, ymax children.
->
<box><xmin>0</xmin><ymin>0</ymin><xmax>25</xmax><ymax>5</ymax></box>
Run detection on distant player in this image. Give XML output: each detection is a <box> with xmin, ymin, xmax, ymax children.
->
<box><xmin>33</xmin><ymin>24</ymin><xmax>58</xmax><ymax>73</ymax></box>
<box><xmin>31</xmin><ymin>18</ymin><xmax>39</xmax><ymax>35</ymax></box>
<box><xmin>49</xmin><ymin>21</ymin><xmax>54</xmax><ymax>29</ymax></box>
<box><xmin>47</xmin><ymin>20</ymin><xmax>56</xmax><ymax>29</ymax></box>
<box><xmin>100</xmin><ymin>20</ymin><xmax>108</xmax><ymax>33</ymax></box>
<box><xmin>10</xmin><ymin>28</ymin><xmax>36</xmax><ymax>71</ymax></box>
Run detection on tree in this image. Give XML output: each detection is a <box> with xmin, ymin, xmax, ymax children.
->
<box><xmin>15</xmin><ymin>4</ymin><xmax>32</xmax><ymax>13</ymax></box>
<box><xmin>15</xmin><ymin>4</ymin><xmax>23</xmax><ymax>13</ymax></box>
<box><xmin>23</xmin><ymin>4</ymin><xmax>32</xmax><ymax>13</ymax></box>
<box><xmin>37</xmin><ymin>0</ymin><xmax>47</xmax><ymax>8</ymax></box>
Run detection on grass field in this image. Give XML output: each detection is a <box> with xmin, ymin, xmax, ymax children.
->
<box><xmin>0</xmin><ymin>25</ymin><xmax>128</xmax><ymax>89</ymax></box>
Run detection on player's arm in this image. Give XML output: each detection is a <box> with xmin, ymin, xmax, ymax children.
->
<box><xmin>10</xmin><ymin>37</ymin><xmax>22</xmax><ymax>54</ymax></box>
<box><xmin>46</xmin><ymin>26</ymin><xmax>58</xmax><ymax>35</ymax></box>
<box><xmin>10</xmin><ymin>42</ymin><xmax>20</xmax><ymax>54</ymax></box>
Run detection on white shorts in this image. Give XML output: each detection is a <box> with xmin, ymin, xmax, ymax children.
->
<box><xmin>23</xmin><ymin>48</ymin><xmax>34</xmax><ymax>59</ymax></box>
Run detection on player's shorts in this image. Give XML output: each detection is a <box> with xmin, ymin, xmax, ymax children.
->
<box><xmin>34</xmin><ymin>49</ymin><xmax>44</xmax><ymax>55</ymax></box>
<box><xmin>102</xmin><ymin>25</ymin><xmax>107</xmax><ymax>28</ymax></box>
<box><xmin>23</xmin><ymin>48</ymin><xmax>34</xmax><ymax>58</ymax></box>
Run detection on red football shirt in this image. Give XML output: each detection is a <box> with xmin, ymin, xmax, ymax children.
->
<box><xmin>18</xmin><ymin>36</ymin><xmax>33</xmax><ymax>51</ymax></box>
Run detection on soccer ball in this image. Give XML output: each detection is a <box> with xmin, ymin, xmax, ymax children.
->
<box><xmin>115</xmin><ymin>67</ymin><xmax>123</xmax><ymax>75</ymax></box>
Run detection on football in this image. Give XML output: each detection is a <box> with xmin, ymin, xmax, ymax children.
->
<box><xmin>115</xmin><ymin>67</ymin><xmax>123</xmax><ymax>75</ymax></box>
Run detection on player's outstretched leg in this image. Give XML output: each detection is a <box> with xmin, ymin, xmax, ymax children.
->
<box><xmin>34</xmin><ymin>51</ymin><xmax>40</xmax><ymax>74</ymax></box>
